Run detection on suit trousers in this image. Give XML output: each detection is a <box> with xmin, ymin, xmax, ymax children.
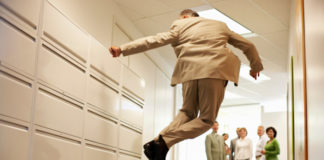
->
<box><xmin>157</xmin><ymin>78</ymin><xmax>227</xmax><ymax>148</ymax></box>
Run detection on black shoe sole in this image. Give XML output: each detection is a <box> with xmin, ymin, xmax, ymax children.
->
<box><xmin>143</xmin><ymin>143</ymin><xmax>153</xmax><ymax>160</ymax></box>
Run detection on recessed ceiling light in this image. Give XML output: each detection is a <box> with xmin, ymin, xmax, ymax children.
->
<box><xmin>193</xmin><ymin>5</ymin><xmax>252</xmax><ymax>35</ymax></box>
<box><xmin>240</xmin><ymin>64</ymin><xmax>270</xmax><ymax>83</ymax></box>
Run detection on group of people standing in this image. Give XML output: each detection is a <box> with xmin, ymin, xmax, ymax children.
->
<box><xmin>205</xmin><ymin>122</ymin><xmax>280</xmax><ymax>160</ymax></box>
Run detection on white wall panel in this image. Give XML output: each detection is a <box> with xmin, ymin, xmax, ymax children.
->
<box><xmin>122</xmin><ymin>67</ymin><xmax>145</xmax><ymax>100</ymax></box>
<box><xmin>32</xmin><ymin>131</ymin><xmax>82</xmax><ymax>160</ymax></box>
<box><xmin>85</xmin><ymin>111</ymin><xmax>118</xmax><ymax>147</ymax></box>
<box><xmin>112</xmin><ymin>25</ymin><xmax>129</xmax><ymax>66</ymax></box>
<box><xmin>0</xmin><ymin>0</ymin><xmax>156</xmax><ymax>159</ymax></box>
<box><xmin>305</xmin><ymin>0</ymin><xmax>324</xmax><ymax>159</ymax></box>
<box><xmin>129</xmin><ymin>54</ymin><xmax>157</xmax><ymax>143</ymax></box>
<box><xmin>87</xmin><ymin>75</ymin><xmax>119</xmax><ymax>117</ymax></box>
<box><xmin>47</xmin><ymin>0</ymin><xmax>114</xmax><ymax>47</ymax></box>
<box><xmin>0</xmin><ymin>19</ymin><xmax>37</xmax><ymax>76</ymax></box>
<box><xmin>119</xmin><ymin>154</ymin><xmax>140</xmax><ymax>160</ymax></box>
<box><xmin>43</xmin><ymin>2</ymin><xmax>89</xmax><ymax>62</ymax></box>
<box><xmin>0</xmin><ymin>0</ymin><xmax>41</xmax><ymax>27</ymax></box>
<box><xmin>34</xmin><ymin>88</ymin><xmax>83</xmax><ymax>137</ymax></box>
<box><xmin>0</xmin><ymin>71</ymin><xmax>32</xmax><ymax>122</ymax></box>
<box><xmin>37</xmin><ymin>45</ymin><xmax>86</xmax><ymax>100</ymax></box>
<box><xmin>119</xmin><ymin>125</ymin><xmax>142</xmax><ymax>154</ymax></box>
<box><xmin>120</xmin><ymin>97</ymin><xmax>143</xmax><ymax>129</ymax></box>
<box><xmin>90</xmin><ymin>38</ymin><xmax>122</xmax><ymax>84</ymax></box>
<box><xmin>85</xmin><ymin>145</ymin><xmax>117</xmax><ymax>160</ymax></box>
<box><xmin>0</xmin><ymin>121</ymin><xmax>29</xmax><ymax>160</ymax></box>
<box><xmin>154</xmin><ymin>70</ymin><xmax>174</xmax><ymax>135</ymax></box>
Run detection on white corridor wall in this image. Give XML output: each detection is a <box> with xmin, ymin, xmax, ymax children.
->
<box><xmin>0</xmin><ymin>0</ymin><xmax>175</xmax><ymax>160</ymax></box>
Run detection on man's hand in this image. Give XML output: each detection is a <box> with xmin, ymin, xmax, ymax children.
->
<box><xmin>109</xmin><ymin>46</ymin><xmax>122</xmax><ymax>57</ymax></box>
<box><xmin>250</xmin><ymin>70</ymin><xmax>260</xmax><ymax>80</ymax></box>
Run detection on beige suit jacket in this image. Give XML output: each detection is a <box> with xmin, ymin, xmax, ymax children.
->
<box><xmin>120</xmin><ymin>17</ymin><xmax>263</xmax><ymax>86</ymax></box>
<box><xmin>205</xmin><ymin>133</ymin><xmax>226</xmax><ymax>160</ymax></box>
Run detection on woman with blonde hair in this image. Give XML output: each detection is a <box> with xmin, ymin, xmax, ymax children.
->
<box><xmin>235</xmin><ymin>128</ymin><xmax>253</xmax><ymax>160</ymax></box>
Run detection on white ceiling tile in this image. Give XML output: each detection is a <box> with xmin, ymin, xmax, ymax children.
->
<box><xmin>210</xmin><ymin>0</ymin><xmax>287</xmax><ymax>34</ymax></box>
<box><xmin>115</xmin><ymin>3</ymin><xmax>146</xmax><ymax>21</ymax></box>
<box><xmin>134</xmin><ymin>18</ymin><xmax>166</xmax><ymax>35</ymax></box>
<box><xmin>114</xmin><ymin>0</ymin><xmax>173</xmax><ymax>19</ymax></box>
<box><xmin>133</xmin><ymin>11</ymin><xmax>179</xmax><ymax>36</ymax></box>
<box><xmin>206</xmin><ymin>0</ymin><xmax>228</xmax><ymax>3</ymax></box>
<box><xmin>261</xmin><ymin>59</ymin><xmax>287</xmax><ymax>74</ymax></box>
<box><xmin>247</xmin><ymin>36</ymin><xmax>287</xmax><ymax>68</ymax></box>
<box><xmin>162</xmin><ymin>0</ymin><xmax>206</xmax><ymax>11</ymax></box>
<box><xmin>262</xmin><ymin>30</ymin><xmax>289</xmax><ymax>53</ymax></box>
<box><xmin>148</xmin><ymin>11</ymin><xmax>180</xmax><ymax>28</ymax></box>
<box><xmin>251</xmin><ymin>0</ymin><xmax>291</xmax><ymax>27</ymax></box>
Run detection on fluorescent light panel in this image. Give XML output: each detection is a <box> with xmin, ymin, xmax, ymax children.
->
<box><xmin>140</xmin><ymin>79</ymin><xmax>146</xmax><ymax>87</ymax></box>
<box><xmin>240</xmin><ymin>65</ymin><xmax>270</xmax><ymax>83</ymax></box>
<box><xmin>225</xmin><ymin>91</ymin><xmax>244</xmax><ymax>99</ymax></box>
<box><xmin>196</xmin><ymin>7</ymin><xmax>251</xmax><ymax>35</ymax></box>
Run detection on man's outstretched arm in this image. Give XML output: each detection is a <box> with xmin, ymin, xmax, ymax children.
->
<box><xmin>227</xmin><ymin>27</ymin><xmax>264</xmax><ymax>80</ymax></box>
<box><xmin>109</xmin><ymin>23</ymin><xmax>179</xmax><ymax>57</ymax></box>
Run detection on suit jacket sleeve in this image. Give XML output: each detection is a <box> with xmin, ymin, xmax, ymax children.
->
<box><xmin>226</xmin><ymin>28</ymin><xmax>264</xmax><ymax>72</ymax></box>
<box><xmin>205</xmin><ymin>135</ymin><xmax>213</xmax><ymax>160</ymax></box>
<box><xmin>120</xmin><ymin>21</ymin><xmax>179</xmax><ymax>56</ymax></box>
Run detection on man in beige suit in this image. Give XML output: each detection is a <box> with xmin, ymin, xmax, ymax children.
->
<box><xmin>109</xmin><ymin>9</ymin><xmax>263</xmax><ymax>160</ymax></box>
<box><xmin>205</xmin><ymin>121</ymin><xmax>226</xmax><ymax>160</ymax></box>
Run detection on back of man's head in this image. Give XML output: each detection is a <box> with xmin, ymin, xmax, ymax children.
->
<box><xmin>180</xmin><ymin>9</ymin><xmax>199</xmax><ymax>17</ymax></box>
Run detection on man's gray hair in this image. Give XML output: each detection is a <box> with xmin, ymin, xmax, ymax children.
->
<box><xmin>258</xmin><ymin>125</ymin><xmax>265</xmax><ymax>130</ymax></box>
<box><xmin>180</xmin><ymin>9</ymin><xmax>199</xmax><ymax>17</ymax></box>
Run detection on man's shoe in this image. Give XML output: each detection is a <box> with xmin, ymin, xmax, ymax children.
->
<box><xmin>143</xmin><ymin>140</ymin><xmax>155</xmax><ymax>160</ymax></box>
<box><xmin>153</xmin><ymin>135</ymin><xmax>169</xmax><ymax>160</ymax></box>
<box><xmin>143</xmin><ymin>135</ymin><xmax>169</xmax><ymax>160</ymax></box>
